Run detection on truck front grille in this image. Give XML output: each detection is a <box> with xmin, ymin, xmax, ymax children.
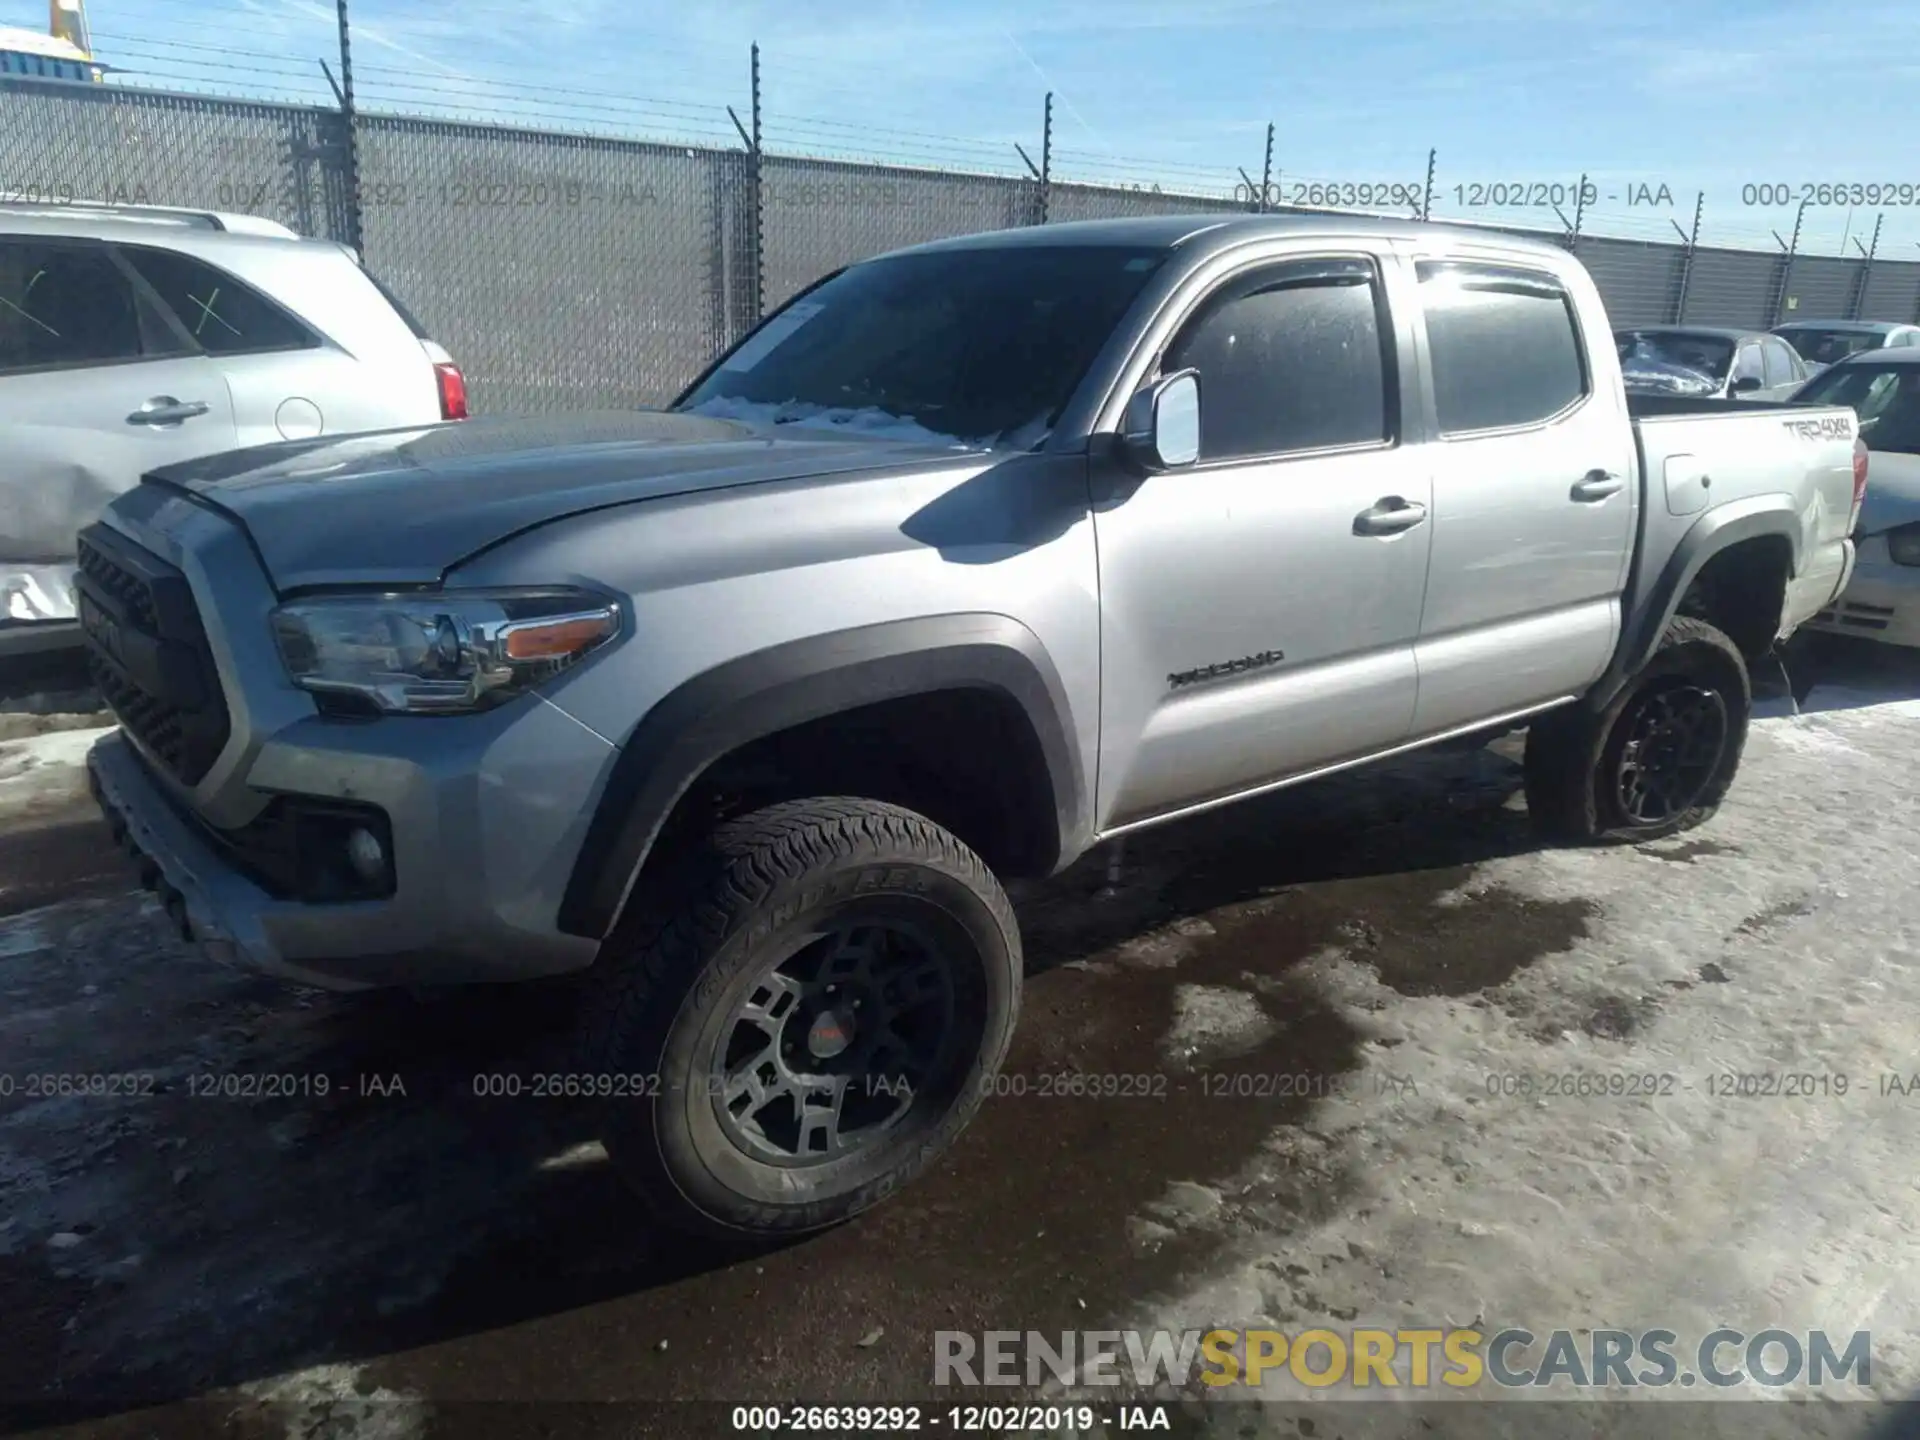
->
<box><xmin>74</xmin><ymin>525</ymin><xmax>232</xmax><ymax>786</ymax></box>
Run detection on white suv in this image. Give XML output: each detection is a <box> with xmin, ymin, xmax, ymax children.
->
<box><xmin>1</xmin><ymin>199</ymin><xmax>467</xmax><ymax>657</ymax></box>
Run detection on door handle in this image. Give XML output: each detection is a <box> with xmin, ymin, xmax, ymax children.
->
<box><xmin>1571</xmin><ymin>469</ymin><xmax>1625</xmax><ymax>502</ymax></box>
<box><xmin>127</xmin><ymin>397</ymin><xmax>211</xmax><ymax>427</ymax></box>
<box><xmin>1353</xmin><ymin>496</ymin><xmax>1428</xmax><ymax>536</ymax></box>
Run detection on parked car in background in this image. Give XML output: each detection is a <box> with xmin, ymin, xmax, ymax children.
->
<box><xmin>0</xmin><ymin>199</ymin><xmax>467</xmax><ymax>659</ymax></box>
<box><xmin>1616</xmin><ymin>326</ymin><xmax>1809</xmax><ymax>401</ymax></box>
<box><xmin>80</xmin><ymin>215</ymin><xmax>1860</xmax><ymax>1238</ymax></box>
<box><xmin>1792</xmin><ymin>351</ymin><xmax>1920</xmax><ymax>648</ymax></box>
<box><xmin>1772</xmin><ymin>319</ymin><xmax>1920</xmax><ymax>377</ymax></box>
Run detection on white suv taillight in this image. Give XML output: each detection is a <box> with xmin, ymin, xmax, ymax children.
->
<box><xmin>422</xmin><ymin>340</ymin><xmax>469</xmax><ymax>421</ymax></box>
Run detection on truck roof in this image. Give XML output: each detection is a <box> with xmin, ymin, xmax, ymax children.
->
<box><xmin>886</xmin><ymin>211</ymin><xmax>1574</xmax><ymax>264</ymax></box>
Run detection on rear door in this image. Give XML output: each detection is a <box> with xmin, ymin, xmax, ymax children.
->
<box><xmin>116</xmin><ymin>244</ymin><xmax>337</xmax><ymax>445</ymax></box>
<box><xmin>1407</xmin><ymin>257</ymin><xmax>1635</xmax><ymax>733</ymax></box>
<box><xmin>0</xmin><ymin>236</ymin><xmax>238</xmax><ymax>575</ymax></box>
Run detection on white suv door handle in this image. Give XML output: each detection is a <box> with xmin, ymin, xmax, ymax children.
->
<box><xmin>1571</xmin><ymin>469</ymin><xmax>1625</xmax><ymax>502</ymax></box>
<box><xmin>127</xmin><ymin>397</ymin><xmax>211</xmax><ymax>426</ymax></box>
<box><xmin>1353</xmin><ymin>496</ymin><xmax>1429</xmax><ymax>536</ymax></box>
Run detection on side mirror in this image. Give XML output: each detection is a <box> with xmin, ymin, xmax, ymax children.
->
<box><xmin>1120</xmin><ymin>369</ymin><xmax>1201</xmax><ymax>472</ymax></box>
<box><xmin>1730</xmin><ymin>375</ymin><xmax>1763</xmax><ymax>394</ymax></box>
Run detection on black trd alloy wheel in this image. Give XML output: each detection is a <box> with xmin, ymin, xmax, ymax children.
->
<box><xmin>581</xmin><ymin>797</ymin><xmax>1021</xmax><ymax>1237</ymax></box>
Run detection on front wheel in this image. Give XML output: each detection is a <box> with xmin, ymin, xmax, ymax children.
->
<box><xmin>580</xmin><ymin>798</ymin><xmax>1022</xmax><ymax>1238</ymax></box>
<box><xmin>1524</xmin><ymin>616</ymin><xmax>1751</xmax><ymax>843</ymax></box>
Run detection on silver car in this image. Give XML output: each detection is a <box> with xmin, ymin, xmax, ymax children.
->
<box><xmin>1795</xmin><ymin>350</ymin><xmax>1920</xmax><ymax>648</ymax></box>
<box><xmin>0</xmin><ymin>199</ymin><xmax>467</xmax><ymax>657</ymax></box>
<box><xmin>1773</xmin><ymin>318</ymin><xmax>1920</xmax><ymax>378</ymax></box>
<box><xmin>1615</xmin><ymin>325</ymin><xmax>1809</xmax><ymax>401</ymax></box>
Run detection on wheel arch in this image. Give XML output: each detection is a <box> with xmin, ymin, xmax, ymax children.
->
<box><xmin>1588</xmin><ymin>498</ymin><xmax>1799</xmax><ymax>713</ymax></box>
<box><xmin>557</xmin><ymin>614</ymin><xmax>1091</xmax><ymax>940</ymax></box>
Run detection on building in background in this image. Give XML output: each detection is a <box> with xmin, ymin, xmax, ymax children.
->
<box><xmin>0</xmin><ymin>0</ymin><xmax>103</xmax><ymax>81</ymax></box>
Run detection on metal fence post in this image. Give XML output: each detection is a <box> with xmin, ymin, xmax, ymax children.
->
<box><xmin>1238</xmin><ymin>123</ymin><xmax>1273</xmax><ymax>213</ymax></box>
<box><xmin>1769</xmin><ymin>199</ymin><xmax>1806</xmax><ymax>324</ymax></box>
<box><xmin>1670</xmin><ymin>191</ymin><xmax>1702</xmax><ymax>323</ymax></box>
<box><xmin>1849</xmin><ymin>212</ymin><xmax>1882</xmax><ymax>320</ymax></box>
<box><xmin>726</xmin><ymin>45</ymin><xmax>765</xmax><ymax>330</ymax></box>
<box><xmin>1039</xmin><ymin>92</ymin><xmax>1052</xmax><ymax>225</ymax></box>
<box><xmin>1420</xmin><ymin>147</ymin><xmax>1436</xmax><ymax>221</ymax></box>
<box><xmin>749</xmin><ymin>43</ymin><xmax>764</xmax><ymax>325</ymax></box>
<box><xmin>333</xmin><ymin>0</ymin><xmax>362</xmax><ymax>255</ymax></box>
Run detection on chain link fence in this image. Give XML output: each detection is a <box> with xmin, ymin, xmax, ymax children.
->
<box><xmin>10</xmin><ymin>74</ymin><xmax>1920</xmax><ymax>414</ymax></box>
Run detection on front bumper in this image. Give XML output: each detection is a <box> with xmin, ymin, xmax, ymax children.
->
<box><xmin>76</xmin><ymin>497</ymin><xmax>621</xmax><ymax>991</ymax></box>
<box><xmin>1806</xmin><ymin>533</ymin><xmax>1920</xmax><ymax>649</ymax></box>
<box><xmin>88</xmin><ymin>715</ymin><xmax>611</xmax><ymax>991</ymax></box>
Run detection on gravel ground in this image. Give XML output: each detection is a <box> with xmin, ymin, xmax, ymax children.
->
<box><xmin>1</xmin><ymin>638</ymin><xmax>1918</xmax><ymax>1440</ymax></box>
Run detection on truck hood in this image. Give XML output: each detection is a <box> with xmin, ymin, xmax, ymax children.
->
<box><xmin>1859</xmin><ymin>449</ymin><xmax>1920</xmax><ymax>535</ymax></box>
<box><xmin>143</xmin><ymin>410</ymin><xmax>980</xmax><ymax>591</ymax></box>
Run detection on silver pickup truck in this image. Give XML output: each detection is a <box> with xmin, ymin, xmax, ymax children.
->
<box><xmin>79</xmin><ymin>215</ymin><xmax>1862</xmax><ymax>1238</ymax></box>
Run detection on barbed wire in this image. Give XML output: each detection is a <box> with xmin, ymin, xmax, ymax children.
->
<box><xmin>5</xmin><ymin>6</ymin><xmax>1912</xmax><ymax>259</ymax></box>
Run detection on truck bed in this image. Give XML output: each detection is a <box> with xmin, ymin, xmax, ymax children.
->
<box><xmin>1625</xmin><ymin>393</ymin><xmax>1859</xmax><ymax>649</ymax></box>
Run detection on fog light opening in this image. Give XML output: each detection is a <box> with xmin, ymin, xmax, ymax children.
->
<box><xmin>345</xmin><ymin>826</ymin><xmax>388</xmax><ymax>885</ymax></box>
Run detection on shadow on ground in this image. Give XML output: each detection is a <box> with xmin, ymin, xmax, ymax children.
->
<box><xmin>0</xmin><ymin>729</ymin><xmax>1598</xmax><ymax>1432</ymax></box>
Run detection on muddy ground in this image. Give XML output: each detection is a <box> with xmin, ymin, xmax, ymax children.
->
<box><xmin>2</xmin><ymin>639</ymin><xmax>1919</xmax><ymax>1440</ymax></box>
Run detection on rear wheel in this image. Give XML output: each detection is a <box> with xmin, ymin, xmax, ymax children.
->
<box><xmin>580</xmin><ymin>797</ymin><xmax>1021</xmax><ymax>1238</ymax></box>
<box><xmin>1525</xmin><ymin>616</ymin><xmax>1750</xmax><ymax>843</ymax></box>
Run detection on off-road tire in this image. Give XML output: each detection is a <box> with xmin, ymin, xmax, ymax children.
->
<box><xmin>580</xmin><ymin>797</ymin><xmax>1021</xmax><ymax>1238</ymax></box>
<box><xmin>1524</xmin><ymin>616</ymin><xmax>1751</xmax><ymax>844</ymax></box>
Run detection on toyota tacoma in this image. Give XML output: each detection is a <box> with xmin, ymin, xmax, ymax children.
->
<box><xmin>80</xmin><ymin>215</ymin><xmax>1864</xmax><ymax>1236</ymax></box>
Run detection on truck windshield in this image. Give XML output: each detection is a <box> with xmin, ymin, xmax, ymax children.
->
<box><xmin>1794</xmin><ymin>362</ymin><xmax>1920</xmax><ymax>454</ymax></box>
<box><xmin>675</xmin><ymin>245</ymin><xmax>1169</xmax><ymax>449</ymax></box>
<box><xmin>1616</xmin><ymin>331</ymin><xmax>1734</xmax><ymax>392</ymax></box>
<box><xmin>1777</xmin><ymin>328</ymin><xmax>1883</xmax><ymax>366</ymax></box>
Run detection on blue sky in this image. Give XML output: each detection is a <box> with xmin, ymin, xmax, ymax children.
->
<box><xmin>8</xmin><ymin>0</ymin><xmax>1920</xmax><ymax>253</ymax></box>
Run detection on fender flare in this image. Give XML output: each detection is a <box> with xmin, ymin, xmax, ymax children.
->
<box><xmin>1586</xmin><ymin>496</ymin><xmax>1801</xmax><ymax>713</ymax></box>
<box><xmin>556</xmin><ymin>614</ymin><xmax>1089</xmax><ymax>940</ymax></box>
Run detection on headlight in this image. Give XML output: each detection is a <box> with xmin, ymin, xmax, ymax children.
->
<box><xmin>271</xmin><ymin>588</ymin><xmax>619</xmax><ymax>715</ymax></box>
<box><xmin>1887</xmin><ymin>522</ymin><xmax>1920</xmax><ymax>567</ymax></box>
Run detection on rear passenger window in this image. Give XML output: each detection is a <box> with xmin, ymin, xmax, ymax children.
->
<box><xmin>118</xmin><ymin>246</ymin><xmax>316</xmax><ymax>355</ymax></box>
<box><xmin>1417</xmin><ymin>261</ymin><xmax>1588</xmax><ymax>433</ymax></box>
<box><xmin>1161</xmin><ymin>257</ymin><xmax>1390</xmax><ymax>461</ymax></box>
<box><xmin>0</xmin><ymin>239</ymin><xmax>186</xmax><ymax>373</ymax></box>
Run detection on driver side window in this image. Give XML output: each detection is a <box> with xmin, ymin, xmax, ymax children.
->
<box><xmin>1730</xmin><ymin>344</ymin><xmax>1765</xmax><ymax>384</ymax></box>
<box><xmin>1160</xmin><ymin>256</ymin><xmax>1392</xmax><ymax>462</ymax></box>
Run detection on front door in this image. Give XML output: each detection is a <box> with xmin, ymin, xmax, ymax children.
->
<box><xmin>1090</xmin><ymin>253</ymin><xmax>1431</xmax><ymax>832</ymax></box>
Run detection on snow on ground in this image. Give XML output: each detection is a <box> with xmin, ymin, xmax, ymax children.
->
<box><xmin>0</xmin><ymin>724</ymin><xmax>114</xmax><ymax>829</ymax></box>
<box><xmin>1075</xmin><ymin>698</ymin><xmax>1920</xmax><ymax>1435</ymax></box>
<box><xmin>2</xmin><ymin>644</ymin><xmax>1919</xmax><ymax>1437</ymax></box>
